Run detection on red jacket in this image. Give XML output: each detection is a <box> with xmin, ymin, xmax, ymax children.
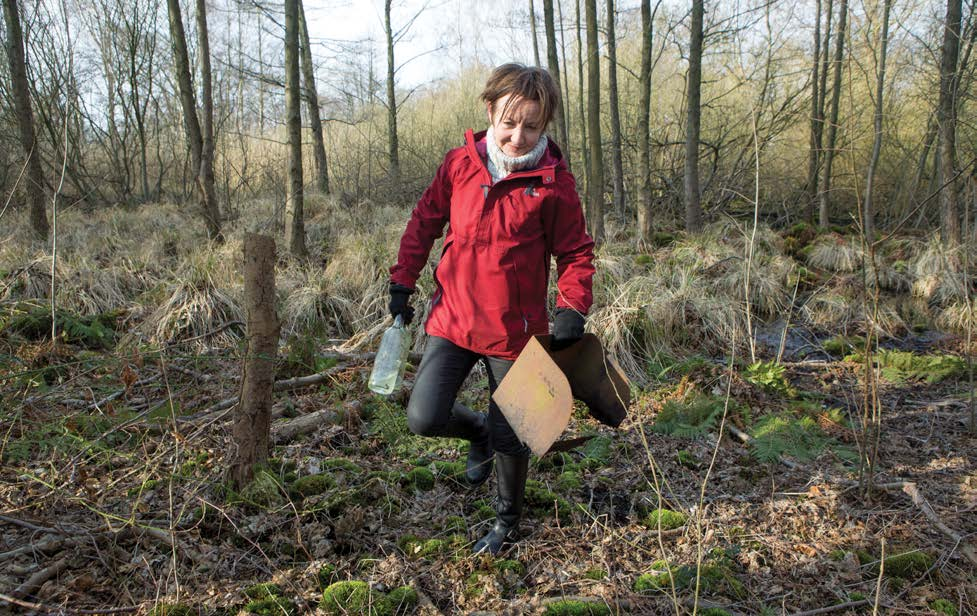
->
<box><xmin>390</xmin><ymin>129</ymin><xmax>595</xmax><ymax>359</ymax></box>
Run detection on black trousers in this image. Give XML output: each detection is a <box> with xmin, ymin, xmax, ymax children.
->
<box><xmin>406</xmin><ymin>335</ymin><xmax>530</xmax><ymax>457</ymax></box>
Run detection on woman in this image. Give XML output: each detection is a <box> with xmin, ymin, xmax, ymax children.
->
<box><xmin>387</xmin><ymin>63</ymin><xmax>595</xmax><ymax>555</ymax></box>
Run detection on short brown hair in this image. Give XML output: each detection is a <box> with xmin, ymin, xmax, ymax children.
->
<box><xmin>480</xmin><ymin>63</ymin><xmax>560</xmax><ymax>129</ymax></box>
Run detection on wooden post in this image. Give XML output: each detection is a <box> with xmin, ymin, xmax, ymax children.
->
<box><xmin>229</xmin><ymin>234</ymin><xmax>279</xmax><ymax>487</ymax></box>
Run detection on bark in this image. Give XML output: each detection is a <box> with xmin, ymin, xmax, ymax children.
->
<box><xmin>637</xmin><ymin>0</ymin><xmax>654</xmax><ymax>243</ymax></box>
<box><xmin>684</xmin><ymin>0</ymin><xmax>704</xmax><ymax>232</ymax></box>
<box><xmin>166</xmin><ymin>0</ymin><xmax>222</xmax><ymax>241</ymax></box>
<box><xmin>530</xmin><ymin>0</ymin><xmax>541</xmax><ymax>66</ymax></box>
<box><xmin>818</xmin><ymin>0</ymin><xmax>849</xmax><ymax>227</ymax></box>
<box><xmin>229</xmin><ymin>234</ymin><xmax>279</xmax><ymax>488</ymax></box>
<box><xmin>862</xmin><ymin>0</ymin><xmax>892</xmax><ymax>241</ymax></box>
<box><xmin>575</xmin><ymin>0</ymin><xmax>589</xmax><ymax>194</ymax></box>
<box><xmin>584</xmin><ymin>0</ymin><xmax>604</xmax><ymax>243</ymax></box>
<box><xmin>298</xmin><ymin>0</ymin><xmax>330</xmax><ymax>194</ymax></box>
<box><xmin>195</xmin><ymin>0</ymin><xmax>222</xmax><ymax>242</ymax></box>
<box><xmin>605</xmin><ymin>0</ymin><xmax>625</xmax><ymax>220</ymax></box>
<box><xmin>384</xmin><ymin>0</ymin><xmax>400</xmax><ymax>188</ymax></box>
<box><xmin>285</xmin><ymin>0</ymin><xmax>308</xmax><ymax>257</ymax></box>
<box><xmin>805</xmin><ymin>0</ymin><xmax>823</xmax><ymax>222</ymax></box>
<box><xmin>938</xmin><ymin>0</ymin><xmax>962</xmax><ymax>246</ymax></box>
<box><xmin>3</xmin><ymin>0</ymin><xmax>49</xmax><ymax>240</ymax></box>
<box><xmin>542</xmin><ymin>0</ymin><xmax>569</xmax><ymax>159</ymax></box>
<box><xmin>558</xmin><ymin>0</ymin><xmax>574</xmax><ymax>172</ymax></box>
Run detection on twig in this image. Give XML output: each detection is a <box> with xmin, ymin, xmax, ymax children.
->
<box><xmin>0</xmin><ymin>537</ymin><xmax>66</xmax><ymax>562</ymax></box>
<box><xmin>0</xmin><ymin>515</ymin><xmax>65</xmax><ymax>534</ymax></box>
<box><xmin>877</xmin><ymin>481</ymin><xmax>977</xmax><ymax>565</ymax></box>
<box><xmin>0</xmin><ymin>592</ymin><xmax>138</xmax><ymax>614</ymax></box>
<box><xmin>788</xmin><ymin>599</ymin><xmax>871</xmax><ymax>616</ymax></box>
<box><xmin>11</xmin><ymin>556</ymin><xmax>69</xmax><ymax>600</ymax></box>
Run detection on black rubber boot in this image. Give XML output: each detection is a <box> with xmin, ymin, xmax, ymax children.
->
<box><xmin>473</xmin><ymin>453</ymin><xmax>529</xmax><ymax>555</ymax></box>
<box><xmin>451</xmin><ymin>404</ymin><xmax>493</xmax><ymax>486</ymax></box>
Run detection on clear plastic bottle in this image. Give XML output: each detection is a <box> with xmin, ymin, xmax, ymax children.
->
<box><xmin>368</xmin><ymin>314</ymin><xmax>412</xmax><ymax>395</ymax></box>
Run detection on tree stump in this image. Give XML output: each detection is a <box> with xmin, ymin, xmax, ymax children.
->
<box><xmin>228</xmin><ymin>234</ymin><xmax>279</xmax><ymax>487</ymax></box>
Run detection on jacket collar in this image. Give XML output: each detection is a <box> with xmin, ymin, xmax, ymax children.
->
<box><xmin>464</xmin><ymin>129</ymin><xmax>565</xmax><ymax>186</ymax></box>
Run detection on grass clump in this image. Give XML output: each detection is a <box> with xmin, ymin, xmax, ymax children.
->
<box><xmin>642</xmin><ymin>508</ymin><xmax>688</xmax><ymax>531</ymax></box>
<box><xmin>542</xmin><ymin>599</ymin><xmax>612</xmax><ymax>615</ymax></box>
<box><xmin>652</xmin><ymin>394</ymin><xmax>726</xmax><ymax>438</ymax></box>
<box><xmin>845</xmin><ymin>349</ymin><xmax>966</xmax><ymax>384</ymax></box>
<box><xmin>807</xmin><ymin>234</ymin><xmax>861</xmax><ymax>272</ymax></box>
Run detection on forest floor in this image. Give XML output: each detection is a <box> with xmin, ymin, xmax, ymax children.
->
<box><xmin>1</xmin><ymin>328</ymin><xmax>975</xmax><ymax>616</ymax></box>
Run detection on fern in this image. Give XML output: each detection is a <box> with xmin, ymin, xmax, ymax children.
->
<box><xmin>743</xmin><ymin>360</ymin><xmax>795</xmax><ymax>397</ymax></box>
<box><xmin>749</xmin><ymin>413</ymin><xmax>830</xmax><ymax>463</ymax></box>
<box><xmin>846</xmin><ymin>349</ymin><xmax>966</xmax><ymax>384</ymax></box>
<box><xmin>653</xmin><ymin>395</ymin><xmax>725</xmax><ymax>438</ymax></box>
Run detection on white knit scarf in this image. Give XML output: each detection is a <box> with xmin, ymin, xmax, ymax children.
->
<box><xmin>485</xmin><ymin>125</ymin><xmax>549</xmax><ymax>182</ymax></box>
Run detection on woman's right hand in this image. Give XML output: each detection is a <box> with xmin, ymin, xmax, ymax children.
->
<box><xmin>388</xmin><ymin>283</ymin><xmax>416</xmax><ymax>325</ymax></box>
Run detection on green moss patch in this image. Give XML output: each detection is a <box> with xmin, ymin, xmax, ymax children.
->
<box><xmin>641</xmin><ymin>508</ymin><xmax>688</xmax><ymax>531</ymax></box>
<box><xmin>319</xmin><ymin>581</ymin><xmax>390</xmax><ymax>615</ymax></box>
<box><xmin>525</xmin><ymin>480</ymin><xmax>573</xmax><ymax>518</ymax></box>
<box><xmin>542</xmin><ymin>599</ymin><xmax>612</xmax><ymax>615</ymax></box>
<box><xmin>290</xmin><ymin>473</ymin><xmax>336</xmax><ymax>498</ymax></box>
<box><xmin>243</xmin><ymin>596</ymin><xmax>296</xmax><ymax>616</ymax></box>
<box><xmin>402</xmin><ymin>467</ymin><xmax>435</xmax><ymax>491</ymax></box>
<box><xmin>930</xmin><ymin>599</ymin><xmax>959</xmax><ymax>616</ymax></box>
<box><xmin>244</xmin><ymin>583</ymin><xmax>282</xmax><ymax>600</ymax></box>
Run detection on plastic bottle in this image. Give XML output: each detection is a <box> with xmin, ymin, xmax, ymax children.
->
<box><xmin>368</xmin><ymin>314</ymin><xmax>412</xmax><ymax>395</ymax></box>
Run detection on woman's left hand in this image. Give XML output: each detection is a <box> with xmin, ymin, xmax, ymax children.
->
<box><xmin>551</xmin><ymin>308</ymin><xmax>585</xmax><ymax>351</ymax></box>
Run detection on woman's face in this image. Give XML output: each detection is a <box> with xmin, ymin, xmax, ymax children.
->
<box><xmin>487</xmin><ymin>94</ymin><xmax>544</xmax><ymax>158</ymax></box>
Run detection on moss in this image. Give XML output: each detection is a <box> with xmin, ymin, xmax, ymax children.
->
<box><xmin>472</xmin><ymin>500</ymin><xmax>497</xmax><ymax>522</ymax></box>
<box><xmin>541</xmin><ymin>599</ymin><xmax>612</xmax><ymax>615</ymax></box>
<box><xmin>386</xmin><ymin>586</ymin><xmax>418</xmax><ymax>615</ymax></box>
<box><xmin>319</xmin><ymin>581</ymin><xmax>391</xmax><ymax>615</ymax></box>
<box><xmin>493</xmin><ymin>559</ymin><xmax>525</xmax><ymax>575</ymax></box>
<box><xmin>322</xmin><ymin>457</ymin><xmax>363</xmax><ymax>474</ymax></box>
<box><xmin>583</xmin><ymin>567</ymin><xmax>607</xmax><ymax>580</ymax></box>
<box><xmin>430</xmin><ymin>460</ymin><xmax>465</xmax><ymax>480</ymax></box>
<box><xmin>579</xmin><ymin>434</ymin><xmax>614</xmax><ymax>469</ymax></box>
<box><xmin>652</xmin><ymin>231</ymin><xmax>676</xmax><ymax>247</ymax></box>
<box><xmin>556</xmin><ymin>470</ymin><xmax>582</xmax><ymax>491</ymax></box>
<box><xmin>822</xmin><ymin>335</ymin><xmax>865</xmax><ymax>357</ymax></box>
<box><xmin>290</xmin><ymin>473</ymin><xmax>336</xmax><ymax>498</ymax></box>
<box><xmin>525</xmin><ymin>480</ymin><xmax>573</xmax><ymax>518</ymax></box>
<box><xmin>849</xmin><ymin>592</ymin><xmax>866</xmax><ymax>601</ymax></box>
<box><xmin>243</xmin><ymin>596</ymin><xmax>296</xmax><ymax>616</ymax></box>
<box><xmin>464</xmin><ymin>571</ymin><xmax>490</xmax><ymax>598</ymax></box>
<box><xmin>930</xmin><ymin>599</ymin><xmax>958</xmax><ymax>616</ymax></box>
<box><xmin>315</xmin><ymin>564</ymin><xmax>337</xmax><ymax>588</ymax></box>
<box><xmin>444</xmin><ymin>515</ymin><xmax>467</xmax><ymax>534</ymax></box>
<box><xmin>642</xmin><ymin>508</ymin><xmax>688</xmax><ymax>531</ymax></box>
<box><xmin>634</xmin><ymin>254</ymin><xmax>654</xmax><ymax>266</ymax></box>
<box><xmin>238</xmin><ymin>470</ymin><xmax>284</xmax><ymax>508</ymax></box>
<box><xmin>402</xmin><ymin>467</ymin><xmax>435</xmax><ymax>491</ymax></box>
<box><xmin>397</xmin><ymin>534</ymin><xmax>449</xmax><ymax>560</ymax></box>
<box><xmin>676</xmin><ymin>449</ymin><xmax>698</xmax><ymax>469</ymax></box>
<box><xmin>244</xmin><ymin>583</ymin><xmax>283</xmax><ymax>600</ymax></box>
<box><xmin>146</xmin><ymin>605</ymin><xmax>194</xmax><ymax>616</ymax></box>
<box><xmin>828</xmin><ymin>549</ymin><xmax>847</xmax><ymax>561</ymax></box>
<box><xmin>877</xmin><ymin>550</ymin><xmax>934</xmax><ymax>578</ymax></box>
<box><xmin>536</xmin><ymin>452</ymin><xmax>574</xmax><ymax>472</ymax></box>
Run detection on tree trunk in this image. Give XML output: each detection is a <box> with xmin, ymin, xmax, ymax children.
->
<box><xmin>938</xmin><ymin>0</ymin><xmax>962</xmax><ymax>246</ymax></box>
<box><xmin>384</xmin><ymin>0</ymin><xmax>400</xmax><ymax>189</ymax></box>
<box><xmin>285</xmin><ymin>0</ymin><xmax>307</xmax><ymax>257</ymax></box>
<box><xmin>298</xmin><ymin>0</ymin><xmax>330</xmax><ymax>194</ymax></box>
<box><xmin>862</xmin><ymin>0</ymin><xmax>891</xmax><ymax>241</ymax></box>
<box><xmin>637</xmin><ymin>0</ymin><xmax>655</xmax><ymax>244</ymax></box>
<box><xmin>575</xmin><ymin>0</ymin><xmax>589</xmax><ymax>195</ymax></box>
<box><xmin>195</xmin><ymin>0</ymin><xmax>223</xmax><ymax>243</ymax></box>
<box><xmin>229</xmin><ymin>234</ymin><xmax>279</xmax><ymax>489</ymax></box>
<box><xmin>584</xmin><ymin>0</ymin><xmax>604</xmax><ymax>243</ymax></box>
<box><xmin>684</xmin><ymin>0</ymin><xmax>704</xmax><ymax>232</ymax></box>
<box><xmin>818</xmin><ymin>0</ymin><xmax>849</xmax><ymax>228</ymax></box>
<box><xmin>530</xmin><ymin>0</ymin><xmax>541</xmax><ymax>66</ymax></box>
<box><xmin>558</xmin><ymin>0</ymin><xmax>574</xmax><ymax>172</ymax></box>
<box><xmin>805</xmin><ymin>0</ymin><xmax>822</xmax><ymax>223</ymax></box>
<box><xmin>542</xmin><ymin>0</ymin><xmax>569</xmax><ymax>159</ymax></box>
<box><xmin>3</xmin><ymin>0</ymin><xmax>49</xmax><ymax>241</ymax></box>
<box><xmin>605</xmin><ymin>0</ymin><xmax>625</xmax><ymax>220</ymax></box>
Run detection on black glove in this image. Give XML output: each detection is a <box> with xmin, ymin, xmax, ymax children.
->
<box><xmin>551</xmin><ymin>308</ymin><xmax>585</xmax><ymax>351</ymax></box>
<box><xmin>388</xmin><ymin>283</ymin><xmax>416</xmax><ymax>325</ymax></box>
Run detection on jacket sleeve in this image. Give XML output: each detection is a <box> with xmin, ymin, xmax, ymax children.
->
<box><xmin>543</xmin><ymin>171</ymin><xmax>596</xmax><ymax>315</ymax></box>
<box><xmin>389</xmin><ymin>152</ymin><xmax>454</xmax><ymax>288</ymax></box>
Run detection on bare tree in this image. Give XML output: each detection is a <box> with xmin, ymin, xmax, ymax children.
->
<box><xmin>637</xmin><ymin>0</ymin><xmax>654</xmax><ymax>243</ymax></box>
<box><xmin>685</xmin><ymin>0</ymin><xmax>704</xmax><ymax>232</ymax></box>
<box><xmin>862</xmin><ymin>0</ymin><xmax>892</xmax><ymax>240</ymax></box>
<box><xmin>605</xmin><ymin>0</ymin><xmax>624</xmax><ymax>220</ymax></box>
<box><xmin>585</xmin><ymin>0</ymin><xmax>603</xmax><ymax>242</ymax></box>
<box><xmin>542</xmin><ymin>0</ymin><xmax>569</xmax><ymax>159</ymax></box>
<box><xmin>575</xmin><ymin>0</ymin><xmax>589</xmax><ymax>194</ymax></box>
<box><xmin>938</xmin><ymin>0</ymin><xmax>963</xmax><ymax>246</ymax></box>
<box><xmin>818</xmin><ymin>0</ymin><xmax>849</xmax><ymax>228</ymax></box>
<box><xmin>3</xmin><ymin>0</ymin><xmax>49</xmax><ymax>240</ymax></box>
<box><xmin>805</xmin><ymin>0</ymin><xmax>823</xmax><ymax>223</ymax></box>
<box><xmin>285</xmin><ymin>0</ymin><xmax>307</xmax><ymax>257</ymax></box>
<box><xmin>530</xmin><ymin>0</ymin><xmax>541</xmax><ymax>66</ymax></box>
<box><xmin>195</xmin><ymin>0</ymin><xmax>221</xmax><ymax>239</ymax></box>
<box><xmin>384</xmin><ymin>0</ymin><xmax>400</xmax><ymax>189</ymax></box>
<box><xmin>165</xmin><ymin>0</ymin><xmax>223</xmax><ymax>242</ymax></box>
<box><xmin>298</xmin><ymin>0</ymin><xmax>329</xmax><ymax>194</ymax></box>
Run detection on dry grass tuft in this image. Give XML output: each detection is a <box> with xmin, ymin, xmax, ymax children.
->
<box><xmin>803</xmin><ymin>290</ymin><xmax>855</xmax><ymax>331</ymax></box>
<box><xmin>1</xmin><ymin>255</ymin><xmax>52</xmax><ymax>303</ymax></box>
<box><xmin>710</xmin><ymin>254</ymin><xmax>794</xmax><ymax>318</ymax></box>
<box><xmin>936</xmin><ymin>300</ymin><xmax>977</xmax><ymax>334</ymax></box>
<box><xmin>807</xmin><ymin>234</ymin><xmax>862</xmax><ymax>272</ymax></box>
